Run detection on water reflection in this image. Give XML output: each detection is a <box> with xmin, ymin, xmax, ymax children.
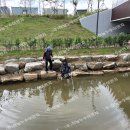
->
<box><xmin>0</xmin><ymin>74</ymin><xmax>130</xmax><ymax>130</ymax></box>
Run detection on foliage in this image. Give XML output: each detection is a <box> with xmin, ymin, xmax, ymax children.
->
<box><xmin>15</xmin><ymin>38</ymin><xmax>21</xmax><ymax>50</ymax></box>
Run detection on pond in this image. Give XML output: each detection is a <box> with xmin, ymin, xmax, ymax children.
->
<box><xmin>0</xmin><ymin>73</ymin><xmax>130</xmax><ymax>130</ymax></box>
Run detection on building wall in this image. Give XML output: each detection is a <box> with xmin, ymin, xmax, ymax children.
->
<box><xmin>11</xmin><ymin>7</ymin><xmax>38</xmax><ymax>15</ymax></box>
<box><xmin>42</xmin><ymin>8</ymin><xmax>68</xmax><ymax>15</ymax></box>
<box><xmin>112</xmin><ymin>0</ymin><xmax>130</xmax><ymax>21</ymax></box>
<box><xmin>0</xmin><ymin>6</ymin><xmax>10</xmax><ymax>15</ymax></box>
<box><xmin>80</xmin><ymin>9</ymin><xmax>130</xmax><ymax>37</ymax></box>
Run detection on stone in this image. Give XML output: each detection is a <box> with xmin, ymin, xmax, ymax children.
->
<box><xmin>66</xmin><ymin>56</ymin><xmax>80</xmax><ymax>62</ymax></box>
<box><xmin>24</xmin><ymin>62</ymin><xmax>44</xmax><ymax>72</ymax></box>
<box><xmin>4</xmin><ymin>59</ymin><xmax>18</xmax><ymax>63</ymax></box>
<box><xmin>103</xmin><ymin>70</ymin><xmax>117</xmax><ymax>74</ymax></box>
<box><xmin>40</xmin><ymin>71</ymin><xmax>57</xmax><ymax>79</ymax></box>
<box><xmin>53</xmin><ymin>60</ymin><xmax>62</xmax><ymax>70</ymax></box>
<box><xmin>5</xmin><ymin>63</ymin><xmax>19</xmax><ymax>73</ymax></box>
<box><xmin>23</xmin><ymin>73</ymin><xmax>38</xmax><ymax>81</ymax></box>
<box><xmin>116</xmin><ymin>62</ymin><xmax>130</xmax><ymax>67</ymax></box>
<box><xmin>37</xmin><ymin>57</ymin><xmax>43</xmax><ymax>61</ymax></box>
<box><xmin>123</xmin><ymin>54</ymin><xmax>130</xmax><ymax>61</ymax></box>
<box><xmin>119</xmin><ymin>53</ymin><xmax>129</xmax><ymax>58</ymax></box>
<box><xmin>19</xmin><ymin>57</ymin><xmax>37</xmax><ymax>63</ymax></box>
<box><xmin>88</xmin><ymin>62</ymin><xmax>103</xmax><ymax>70</ymax></box>
<box><xmin>19</xmin><ymin>62</ymin><xmax>26</xmax><ymax>69</ymax></box>
<box><xmin>70</xmin><ymin>64</ymin><xmax>75</xmax><ymax>71</ymax></box>
<box><xmin>105</xmin><ymin>55</ymin><xmax>119</xmax><ymax>61</ymax></box>
<box><xmin>118</xmin><ymin>67</ymin><xmax>130</xmax><ymax>73</ymax></box>
<box><xmin>87</xmin><ymin>71</ymin><xmax>104</xmax><ymax>75</ymax></box>
<box><xmin>71</xmin><ymin>70</ymin><xmax>104</xmax><ymax>77</ymax></box>
<box><xmin>0</xmin><ymin>75</ymin><xmax>23</xmax><ymax>83</ymax></box>
<box><xmin>119</xmin><ymin>53</ymin><xmax>129</xmax><ymax>59</ymax></box>
<box><xmin>74</xmin><ymin>63</ymin><xmax>88</xmax><ymax>71</ymax></box>
<box><xmin>91</xmin><ymin>55</ymin><xmax>106</xmax><ymax>62</ymax></box>
<box><xmin>80</xmin><ymin>56</ymin><xmax>92</xmax><ymax>62</ymax></box>
<box><xmin>53</xmin><ymin>56</ymin><xmax>65</xmax><ymax>61</ymax></box>
<box><xmin>103</xmin><ymin>62</ymin><xmax>116</xmax><ymax>70</ymax></box>
<box><xmin>0</xmin><ymin>65</ymin><xmax>6</xmax><ymax>75</ymax></box>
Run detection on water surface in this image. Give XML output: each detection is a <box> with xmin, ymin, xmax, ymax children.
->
<box><xmin>0</xmin><ymin>73</ymin><xmax>130</xmax><ymax>130</ymax></box>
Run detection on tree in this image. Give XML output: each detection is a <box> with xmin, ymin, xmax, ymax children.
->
<box><xmin>27</xmin><ymin>0</ymin><xmax>35</xmax><ymax>14</ymax></box>
<box><xmin>0</xmin><ymin>0</ymin><xmax>7</xmax><ymax>6</ymax></box>
<box><xmin>0</xmin><ymin>0</ymin><xmax>2</xmax><ymax>6</ymax></box>
<box><xmin>86</xmin><ymin>0</ymin><xmax>93</xmax><ymax>12</ymax></box>
<box><xmin>41</xmin><ymin>0</ymin><xmax>49</xmax><ymax>15</ymax></box>
<box><xmin>20</xmin><ymin>0</ymin><xmax>35</xmax><ymax>14</ymax></box>
<box><xmin>100</xmin><ymin>0</ymin><xmax>107</xmax><ymax>10</ymax></box>
<box><xmin>45</xmin><ymin>0</ymin><xmax>64</xmax><ymax>14</ymax></box>
<box><xmin>20</xmin><ymin>0</ymin><xmax>28</xmax><ymax>14</ymax></box>
<box><xmin>72</xmin><ymin>0</ymin><xmax>78</xmax><ymax>15</ymax></box>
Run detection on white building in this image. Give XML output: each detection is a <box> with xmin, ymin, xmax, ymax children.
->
<box><xmin>0</xmin><ymin>6</ymin><xmax>10</xmax><ymax>15</ymax></box>
<box><xmin>42</xmin><ymin>8</ymin><xmax>68</xmax><ymax>15</ymax></box>
<box><xmin>11</xmin><ymin>7</ymin><xmax>38</xmax><ymax>15</ymax></box>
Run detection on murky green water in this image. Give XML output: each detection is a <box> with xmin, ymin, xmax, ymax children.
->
<box><xmin>0</xmin><ymin>73</ymin><xmax>130</xmax><ymax>130</ymax></box>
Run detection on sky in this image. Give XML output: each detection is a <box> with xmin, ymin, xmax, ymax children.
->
<box><xmin>4</xmin><ymin>0</ymin><xmax>113</xmax><ymax>14</ymax></box>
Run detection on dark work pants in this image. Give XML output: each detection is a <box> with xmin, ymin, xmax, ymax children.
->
<box><xmin>45</xmin><ymin>59</ymin><xmax>53</xmax><ymax>71</ymax></box>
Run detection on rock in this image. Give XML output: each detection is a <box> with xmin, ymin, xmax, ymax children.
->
<box><xmin>5</xmin><ymin>63</ymin><xmax>19</xmax><ymax>73</ymax></box>
<box><xmin>0</xmin><ymin>65</ymin><xmax>6</xmax><ymax>75</ymax></box>
<box><xmin>105</xmin><ymin>55</ymin><xmax>119</xmax><ymax>61</ymax></box>
<box><xmin>118</xmin><ymin>67</ymin><xmax>130</xmax><ymax>73</ymax></box>
<box><xmin>40</xmin><ymin>71</ymin><xmax>57</xmax><ymax>79</ymax></box>
<box><xmin>116</xmin><ymin>62</ymin><xmax>130</xmax><ymax>67</ymax></box>
<box><xmin>53</xmin><ymin>60</ymin><xmax>62</xmax><ymax>70</ymax></box>
<box><xmin>19</xmin><ymin>62</ymin><xmax>26</xmax><ymax>69</ymax></box>
<box><xmin>23</xmin><ymin>73</ymin><xmax>38</xmax><ymax>81</ymax></box>
<box><xmin>87</xmin><ymin>71</ymin><xmax>104</xmax><ymax>75</ymax></box>
<box><xmin>123</xmin><ymin>54</ymin><xmax>130</xmax><ymax>61</ymax></box>
<box><xmin>71</xmin><ymin>70</ymin><xmax>89</xmax><ymax>77</ymax></box>
<box><xmin>103</xmin><ymin>62</ymin><xmax>116</xmax><ymax>70</ymax></box>
<box><xmin>5</xmin><ymin>59</ymin><xmax>18</xmax><ymax>63</ymax></box>
<box><xmin>74</xmin><ymin>63</ymin><xmax>88</xmax><ymax>71</ymax></box>
<box><xmin>91</xmin><ymin>55</ymin><xmax>106</xmax><ymax>62</ymax></box>
<box><xmin>103</xmin><ymin>70</ymin><xmax>117</xmax><ymax>74</ymax></box>
<box><xmin>88</xmin><ymin>62</ymin><xmax>103</xmax><ymax>70</ymax></box>
<box><xmin>119</xmin><ymin>53</ymin><xmax>129</xmax><ymax>59</ymax></box>
<box><xmin>19</xmin><ymin>58</ymin><xmax>37</xmax><ymax>63</ymax></box>
<box><xmin>80</xmin><ymin>56</ymin><xmax>92</xmax><ymax>62</ymax></box>
<box><xmin>66</xmin><ymin>56</ymin><xmax>80</xmax><ymax>62</ymax></box>
<box><xmin>37</xmin><ymin>57</ymin><xmax>43</xmax><ymax>61</ymax></box>
<box><xmin>0</xmin><ymin>75</ymin><xmax>23</xmax><ymax>83</ymax></box>
<box><xmin>53</xmin><ymin>56</ymin><xmax>65</xmax><ymax>61</ymax></box>
<box><xmin>24</xmin><ymin>62</ymin><xmax>44</xmax><ymax>72</ymax></box>
<box><xmin>71</xmin><ymin>70</ymin><xmax>104</xmax><ymax>77</ymax></box>
<box><xmin>69</xmin><ymin>64</ymin><xmax>75</xmax><ymax>71</ymax></box>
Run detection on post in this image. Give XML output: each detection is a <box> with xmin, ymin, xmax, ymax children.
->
<box><xmin>39</xmin><ymin>0</ymin><xmax>41</xmax><ymax>15</ymax></box>
<box><xmin>63</xmin><ymin>0</ymin><xmax>65</xmax><ymax>15</ymax></box>
<box><xmin>96</xmin><ymin>0</ymin><xmax>100</xmax><ymax>45</ymax></box>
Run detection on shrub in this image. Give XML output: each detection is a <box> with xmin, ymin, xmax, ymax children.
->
<box><xmin>116</xmin><ymin>33</ymin><xmax>127</xmax><ymax>47</ymax></box>
<box><xmin>27</xmin><ymin>38</ymin><xmax>37</xmax><ymax>50</ymax></box>
<box><xmin>51</xmin><ymin>38</ymin><xmax>60</xmax><ymax>47</ymax></box>
<box><xmin>74</xmin><ymin>37</ymin><xmax>82</xmax><ymax>44</ymax></box>
<box><xmin>41</xmin><ymin>38</ymin><xmax>48</xmax><ymax>48</ymax></box>
<box><xmin>105</xmin><ymin>36</ymin><xmax>113</xmax><ymax>46</ymax></box>
<box><xmin>2</xmin><ymin>40</ymin><xmax>14</xmax><ymax>51</ymax></box>
<box><xmin>15</xmin><ymin>38</ymin><xmax>21</xmax><ymax>50</ymax></box>
<box><xmin>64</xmin><ymin>38</ymin><xmax>74</xmax><ymax>47</ymax></box>
<box><xmin>43</xmin><ymin>14</ymin><xmax>66</xmax><ymax>19</ymax></box>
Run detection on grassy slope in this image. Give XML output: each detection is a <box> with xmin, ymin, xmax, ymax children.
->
<box><xmin>0</xmin><ymin>47</ymin><xmax>130</xmax><ymax>61</ymax></box>
<box><xmin>0</xmin><ymin>15</ymin><xmax>93</xmax><ymax>43</ymax></box>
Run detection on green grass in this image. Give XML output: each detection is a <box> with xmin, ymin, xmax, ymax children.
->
<box><xmin>0</xmin><ymin>15</ymin><xmax>93</xmax><ymax>44</ymax></box>
<box><xmin>0</xmin><ymin>47</ymin><xmax>130</xmax><ymax>61</ymax></box>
